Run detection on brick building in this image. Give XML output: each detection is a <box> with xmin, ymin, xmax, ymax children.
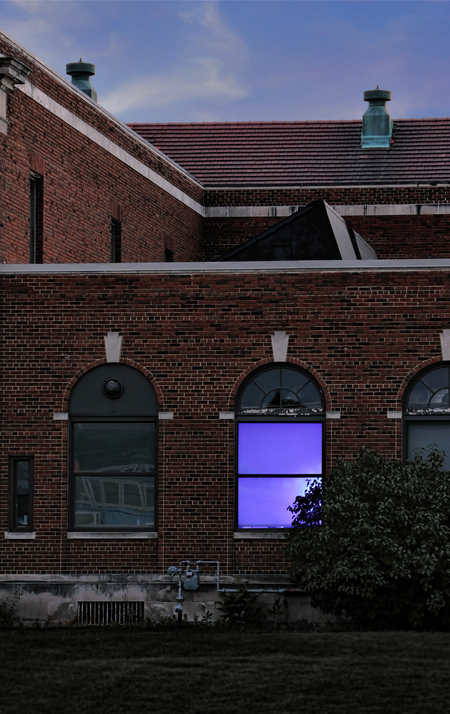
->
<box><xmin>1</xmin><ymin>29</ymin><xmax>450</xmax><ymax>624</ymax></box>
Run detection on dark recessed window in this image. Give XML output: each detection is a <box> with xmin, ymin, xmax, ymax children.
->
<box><xmin>69</xmin><ymin>364</ymin><xmax>158</xmax><ymax>531</ymax></box>
<box><xmin>404</xmin><ymin>364</ymin><xmax>450</xmax><ymax>468</ymax></box>
<box><xmin>236</xmin><ymin>365</ymin><xmax>325</xmax><ymax>529</ymax></box>
<box><xmin>9</xmin><ymin>456</ymin><xmax>34</xmax><ymax>532</ymax></box>
<box><xmin>30</xmin><ymin>173</ymin><xmax>43</xmax><ymax>264</ymax></box>
<box><xmin>111</xmin><ymin>218</ymin><xmax>122</xmax><ymax>263</ymax></box>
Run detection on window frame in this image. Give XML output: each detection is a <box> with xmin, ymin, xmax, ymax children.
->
<box><xmin>110</xmin><ymin>218</ymin><xmax>122</xmax><ymax>263</ymax></box>
<box><xmin>69</xmin><ymin>416</ymin><xmax>158</xmax><ymax>532</ymax></box>
<box><xmin>235</xmin><ymin>365</ymin><xmax>325</xmax><ymax>531</ymax></box>
<box><xmin>8</xmin><ymin>456</ymin><xmax>34</xmax><ymax>533</ymax></box>
<box><xmin>403</xmin><ymin>363</ymin><xmax>450</xmax><ymax>466</ymax></box>
<box><xmin>29</xmin><ymin>173</ymin><xmax>43</xmax><ymax>264</ymax></box>
<box><xmin>68</xmin><ymin>364</ymin><xmax>158</xmax><ymax>533</ymax></box>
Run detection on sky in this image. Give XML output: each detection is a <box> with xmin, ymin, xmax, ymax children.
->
<box><xmin>1</xmin><ymin>0</ymin><xmax>449</xmax><ymax>123</ymax></box>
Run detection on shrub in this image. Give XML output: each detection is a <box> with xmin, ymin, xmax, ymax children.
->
<box><xmin>285</xmin><ymin>446</ymin><xmax>450</xmax><ymax>630</ymax></box>
<box><xmin>0</xmin><ymin>588</ymin><xmax>22</xmax><ymax>628</ymax></box>
<box><xmin>217</xmin><ymin>582</ymin><xmax>264</xmax><ymax>629</ymax></box>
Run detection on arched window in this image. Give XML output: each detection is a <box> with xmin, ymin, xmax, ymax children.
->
<box><xmin>404</xmin><ymin>364</ymin><xmax>450</xmax><ymax>468</ymax></box>
<box><xmin>235</xmin><ymin>365</ymin><xmax>325</xmax><ymax>530</ymax></box>
<box><xmin>69</xmin><ymin>364</ymin><xmax>158</xmax><ymax>531</ymax></box>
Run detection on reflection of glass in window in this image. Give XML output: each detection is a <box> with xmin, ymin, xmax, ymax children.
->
<box><xmin>73</xmin><ymin>423</ymin><xmax>155</xmax><ymax>473</ymax></box>
<box><xmin>69</xmin><ymin>364</ymin><xmax>158</xmax><ymax>531</ymax></box>
<box><xmin>240</xmin><ymin>366</ymin><xmax>324</xmax><ymax>413</ymax></box>
<box><xmin>74</xmin><ymin>474</ymin><xmax>155</xmax><ymax>526</ymax></box>
<box><xmin>405</xmin><ymin>365</ymin><xmax>450</xmax><ymax>469</ymax></box>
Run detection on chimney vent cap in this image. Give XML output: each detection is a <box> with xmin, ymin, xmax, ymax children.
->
<box><xmin>66</xmin><ymin>61</ymin><xmax>96</xmax><ymax>77</ymax></box>
<box><xmin>364</xmin><ymin>88</ymin><xmax>391</xmax><ymax>103</ymax></box>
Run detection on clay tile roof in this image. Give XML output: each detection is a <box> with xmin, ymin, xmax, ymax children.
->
<box><xmin>127</xmin><ymin>119</ymin><xmax>450</xmax><ymax>187</ymax></box>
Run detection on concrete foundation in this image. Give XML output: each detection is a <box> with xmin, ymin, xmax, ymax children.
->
<box><xmin>0</xmin><ymin>574</ymin><xmax>325</xmax><ymax>627</ymax></box>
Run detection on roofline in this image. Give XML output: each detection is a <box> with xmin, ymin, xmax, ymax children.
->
<box><xmin>129</xmin><ymin>117</ymin><xmax>450</xmax><ymax>127</ymax></box>
<box><xmin>0</xmin><ymin>29</ymin><xmax>203</xmax><ymax>191</ymax></box>
<box><xmin>204</xmin><ymin>183</ymin><xmax>450</xmax><ymax>191</ymax></box>
<box><xmin>2</xmin><ymin>259</ymin><xmax>450</xmax><ymax>276</ymax></box>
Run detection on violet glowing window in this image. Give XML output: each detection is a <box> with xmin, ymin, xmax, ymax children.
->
<box><xmin>236</xmin><ymin>366</ymin><xmax>325</xmax><ymax>530</ymax></box>
<box><xmin>237</xmin><ymin>422</ymin><xmax>323</xmax><ymax>529</ymax></box>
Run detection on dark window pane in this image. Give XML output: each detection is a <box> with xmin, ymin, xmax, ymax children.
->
<box><xmin>408</xmin><ymin>381</ymin><xmax>432</xmax><ymax>409</ymax></box>
<box><xmin>74</xmin><ymin>423</ymin><xmax>155</xmax><ymax>473</ymax></box>
<box><xmin>240</xmin><ymin>382</ymin><xmax>265</xmax><ymax>410</ymax></box>
<box><xmin>239</xmin><ymin>367</ymin><xmax>323</xmax><ymax>414</ymax></box>
<box><xmin>10</xmin><ymin>458</ymin><xmax>32</xmax><ymax>530</ymax></box>
<box><xmin>281</xmin><ymin>369</ymin><xmax>308</xmax><ymax>394</ymax></box>
<box><xmin>421</xmin><ymin>367</ymin><xmax>449</xmax><ymax>393</ymax></box>
<box><xmin>298</xmin><ymin>382</ymin><xmax>323</xmax><ymax>409</ymax></box>
<box><xmin>74</xmin><ymin>474</ymin><xmax>155</xmax><ymax>527</ymax></box>
<box><xmin>262</xmin><ymin>389</ymin><xmax>282</xmax><ymax>408</ymax></box>
<box><xmin>254</xmin><ymin>369</ymin><xmax>281</xmax><ymax>394</ymax></box>
<box><xmin>280</xmin><ymin>389</ymin><xmax>301</xmax><ymax>407</ymax></box>
<box><xmin>430</xmin><ymin>388</ymin><xmax>450</xmax><ymax>408</ymax></box>
<box><xmin>15</xmin><ymin>461</ymin><xmax>30</xmax><ymax>494</ymax></box>
<box><xmin>17</xmin><ymin>495</ymin><xmax>29</xmax><ymax>526</ymax></box>
<box><xmin>408</xmin><ymin>422</ymin><xmax>450</xmax><ymax>468</ymax></box>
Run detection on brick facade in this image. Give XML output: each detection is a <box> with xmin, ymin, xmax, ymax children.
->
<box><xmin>2</xmin><ymin>30</ymin><xmax>450</xmax><ymax>623</ymax></box>
<box><xmin>1</xmin><ymin>267</ymin><xmax>448</xmax><ymax>578</ymax></box>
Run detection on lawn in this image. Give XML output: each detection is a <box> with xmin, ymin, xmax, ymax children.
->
<box><xmin>1</xmin><ymin>627</ymin><xmax>450</xmax><ymax>714</ymax></box>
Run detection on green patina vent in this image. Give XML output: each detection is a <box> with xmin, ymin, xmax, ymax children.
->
<box><xmin>361</xmin><ymin>88</ymin><xmax>393</xmax><ymax>148</ymax></box>
<box><xmin>66</xmin><ymin>60</ymin><xmax>98</xmax><ymax>101</ymax></box>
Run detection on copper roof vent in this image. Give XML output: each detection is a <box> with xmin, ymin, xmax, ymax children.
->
<box><xmin>361</xmin><ymin>88</ymin><xmax>393</xmax><ymax>148</ymax></box>
<box><xmin>66</xmin><ymin>60</ymin><xmax>97</xmax><ymax>101</ymax></box>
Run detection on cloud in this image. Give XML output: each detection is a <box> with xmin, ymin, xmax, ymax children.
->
<box><xmin>1</xmin><ymin>0</ymin><xmax>95</xmax><ymax>68</ymax></box>
<box><xmin>101</xmin><ymin>1</ymin><xmax>249</xmax><ymax>116</ymax></box>
<box><xmin>179</xmin><ymin>1</ymin><xmax>249</xmax><ymax>62</ymax></box>
<box><xmin>101</xmin><ymin>55</ymin><xmax>246</xmax><ymax>115</ymax></box>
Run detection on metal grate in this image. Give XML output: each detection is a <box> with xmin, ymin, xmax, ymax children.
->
<box><xmin>77</xmin><ymin>601</ymin><xmax>144</xmax><ymax>626</ymax></box>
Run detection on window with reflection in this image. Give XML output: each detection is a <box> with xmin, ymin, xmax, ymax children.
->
<box><xmin>236</xmin><ymin>365</ymin><xmax>325</xmax><ymax>529</ymax></box>
<box><xmin>404</xmin><ymin>364</ymin><xmax>450</xmax><ymax>468</ymax></box>
<box><xmin>9</xmin><ymin>456</ymin><xmax>33</xmax><ymax>532</ymax></box>
<box><xmin>69</xmin><ymin>364</ymin><xmax>157</xmax><ymax>530</ymax></box>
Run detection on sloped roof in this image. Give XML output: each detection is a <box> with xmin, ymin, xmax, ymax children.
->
<box><xmin>128</xmin><ymin>118</ymin><xmax>450</xmax><ymax>187</ymax></box>
<box><xmin>219</xmin><ymin>199</ymin><xmax>377</xmax><ymax>261</ymax></box>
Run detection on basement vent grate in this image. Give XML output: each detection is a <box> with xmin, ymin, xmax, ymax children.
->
<box><xmin>77</xmin><ymin>601</ymin><xmax>144</xmax><ymax>626</ymax></box>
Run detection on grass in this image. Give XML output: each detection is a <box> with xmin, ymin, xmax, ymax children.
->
<box><xmin>1</xmin><ymin>627</ymin><xmax>450</xmax><ymax>714</ymax></box>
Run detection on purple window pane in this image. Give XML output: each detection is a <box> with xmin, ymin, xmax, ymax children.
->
<box><xmin>238</xmin><ymin>476</ymin><xmax>318</xmax><ymax>528</ymax></box>
<box><xmin>238</xmin><ymin>422</ymin><xmax>322</xmax><ymax>475</ymax></box>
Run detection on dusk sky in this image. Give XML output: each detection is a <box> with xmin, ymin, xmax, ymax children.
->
<box><xmin>1</xmin><ymin>1</ymin><xmax>449</xmax><ymax>124</ymax></box>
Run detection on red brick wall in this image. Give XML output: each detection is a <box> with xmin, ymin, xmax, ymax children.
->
<box><xmin>0</xmin><ymin>37</ymin><xmax>203</xmax><ymax>264</ymax></box>
<box><xmin>203</xmin><ymin>186</ymin><xmax>450</xmax><ymax>261</ymax></box>
<box><xmin>204</xmin><ymin>185</ymin><xmax>450</xmax><ymax>208</ymax></box>
<box><xmin>1</xmin><ymin>268</ymin><xmax>449</xmax><ymax>575</ymax></box>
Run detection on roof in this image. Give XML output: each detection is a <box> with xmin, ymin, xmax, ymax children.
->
<box><xmin>219</xmin><ymin>199</ymin><xmax>377</xmax><ymax>262</ymax></box>
<box><xmin>127</xmin><ymin>119</ymin><xmax>450</xmax><ymax>187</ymax></box>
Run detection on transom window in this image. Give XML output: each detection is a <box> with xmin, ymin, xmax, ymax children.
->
<box><xmin>239</xmin><ymin>366</ymin><xmax>324</xmax><ymax>415</ymax></box>
<box><xmin>236</xmin><ymin>365</ymin><xmax>325</xmax><ymax>529</ymax></box>
<box><xmin>404</xmin><ymin>364</ymin><xmax>450</xmax><ymax>468</ymax></box>
<box><xmin>69</xmin><ymin>364</ymin><xmax>157</xmax><ymax>531</ymax></box>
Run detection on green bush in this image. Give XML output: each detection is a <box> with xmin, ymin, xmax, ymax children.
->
<box><xmin>217</xmin><ymin>582</ymin><xmax>264</xmax><ymax>629</ymax></box>
<box><xmin>285</xmin><ymin>446</ymin><xmax>450</xmax><ymax>630</ymax></box>
<box><xmin>0</xmin><ymin>588</ymin><xmax>22</xmax><ymax>628</ymax></box>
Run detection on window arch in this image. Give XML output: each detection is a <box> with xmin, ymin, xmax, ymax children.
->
<box><xmin>404</xmin><ymin>363</ymin><xmax>450</xmax><ymax>468</ymax></box>
<box><xmin>69</xmin><ymin>364</ymin><xmax>158</xmax><ymax>531</ymax></box>
<box><xmin>235</xmin><ymin>365</ymin><xmax>325</xmax><ymax>530</ymax></box>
